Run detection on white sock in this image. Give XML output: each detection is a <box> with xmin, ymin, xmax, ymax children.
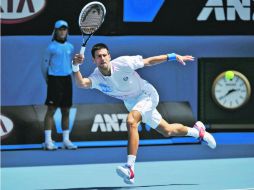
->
<box><xmin>45</xmin><ymin>130</ymin><xmax>52</xmax><ymax>143</ymax></box>
<box><xmin>186</xmin><ymin>127</ymin><xmax>199</xmax><ymax>138</ymax></box>
<box><xmin>63</xmin><ymin>130</ymin><xmax>70</xmax><ymax>142</ymax></box>
<box><xmin>127</xmin><ymin>155</ymin><xmax>136</xmax><ymax>169</ymax></box>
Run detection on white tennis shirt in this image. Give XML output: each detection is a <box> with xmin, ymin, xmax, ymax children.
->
<box><xmin>88</xmin><ymin>55</ymin><xmax>148</xmax><ymax>100</ymax></box>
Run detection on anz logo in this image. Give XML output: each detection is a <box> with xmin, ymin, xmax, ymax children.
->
<box><xmin>124</xmin><ymin>0</ymin><xmax>253</xmax><ymax>22</ymax></box>
<box><xmin>197</xmin><ymin>0</ymin><xmax>254</xmax><ymax>21</ymax></box>
<box><xmin>91</xmin><ymin>114</ymin><xmax>151</xmax><ymax>132</ymax></box>
<box><xmin>1</xmin><ymin>0</ymin><xmax>46</xmax><ymax>24</ymax></box>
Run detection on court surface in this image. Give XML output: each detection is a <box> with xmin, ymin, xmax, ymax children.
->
<box><xmin>1</xmin><ymin>133</ymin><xmax>254</xmax><ymax>190</ymax></box>
<box><xmin>1</xmin><ymin>157</ymin><xmax>254</xmax><ymax>190</ymax></box>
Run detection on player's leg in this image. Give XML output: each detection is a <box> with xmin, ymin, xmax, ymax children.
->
<box><xmin>60</xmin><ymin>75</ymin><xmax>77</xmax><ymax>150</ymax></box>
<box><xmin>61</xmin><ymin>107</ymin><xmax>70</xmax><ymax>131</ymax></box>
<box><xmin>61</xmin><ymin>107</ymin><xmax>77</xmax><ymax>150</ymax></box>
<box><xmin>155</xmin><ymin>119</ymin><xmax>188</xmax><ymax>137</ymax></box>
<box><xmin>117</xmin><ymin>84</ymin><xmax>161</xmax><ymax>184</ymax></box>
<box><xmin>116</xmin><ymin>110</ymin><xmax>142</xmax><ymax>184</ymax></box>
<box><xmin>44</xmin><ymin>105</ymin><xmax>57</xmax><ymax>131</ymax></box>
<box><xmin>155</xmin><ymin>118</ymin><xmax>216</xmax><ymax>149</ymax></box>
<box><xmin>127</xmin><ymin>110</ymin><xmax>142</xmax><ymax>156</ymax></box>
<box><xmin>43</xmin><ymin>75</ymin><xmax>62</xmax><ymax>150</ymax></box>
<box><xmin>43</xmin><ymin>105</ymin><xmax>58</xmax><ymax>150</ymax></box>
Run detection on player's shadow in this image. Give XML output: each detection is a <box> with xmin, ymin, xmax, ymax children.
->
<box><xmin>49</xmin><ymin>183</ymin><xmax>199</xmax><ymax>190</ymax></box>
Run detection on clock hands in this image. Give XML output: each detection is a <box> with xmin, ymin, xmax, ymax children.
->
<box><xmin>225</xmin><ymin>89</ymin><xmax>237</xmax><ymax>96</ymax></box>
<box><xmin>219</xmin><ymin>89</ymin><xmax>240</xmax><ymax>100</ymax></box>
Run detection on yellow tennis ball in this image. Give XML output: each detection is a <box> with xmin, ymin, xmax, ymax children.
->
<box><xmin>225</xmin><ymin>71</ymin><xmax>234</xmax><ymax>80</ymax></box>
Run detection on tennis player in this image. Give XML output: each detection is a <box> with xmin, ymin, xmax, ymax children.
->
<box><xmin>41</xmin><ymin>20</ymin><xmax>77</xmax><ymax>150</ymax></box>
<box><xmin>72</xmin><ymin>43</ymin><xmax>216</xmax><ymax>184</ymax></box>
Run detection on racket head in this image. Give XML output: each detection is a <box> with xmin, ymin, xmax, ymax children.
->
<box><xmin>78</xmin><ymin>1</ymin><xmax>106</xmax><ymax>35</ymax></box>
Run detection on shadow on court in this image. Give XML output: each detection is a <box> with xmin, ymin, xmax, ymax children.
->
<box><xmin>50</xmin><ymin>183</ymin><xmax>199</xmax><ymax>190</ymax></box>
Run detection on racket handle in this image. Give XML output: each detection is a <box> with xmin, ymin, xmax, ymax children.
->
<box><xmin>80</xmin><ymin>46</ymin><xmax>86</xmax><ymax>55</ymax></box>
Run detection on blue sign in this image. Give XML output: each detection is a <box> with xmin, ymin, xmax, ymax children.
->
<box><xmin>124</xmin><ymin>0</ymin><xmax>165</xmax><ymax>22</ymax></box>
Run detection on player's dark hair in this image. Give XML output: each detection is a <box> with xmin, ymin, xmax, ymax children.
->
<box><xmin>91</xmin><ymin>43</ymin><xmax>109</xmax><ymax>58</ymax></box>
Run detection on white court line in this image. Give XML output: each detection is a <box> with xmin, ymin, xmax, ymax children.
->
<box><xmin>225</xmin><ymin>188</ymin><xmax>254</xmax><ymax>190</ymax></box>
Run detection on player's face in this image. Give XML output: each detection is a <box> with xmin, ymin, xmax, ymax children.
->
<box><xmin>93</xmin><ymin>48</ymin><xmax>111</xmax><ymax>70</ymax></box>
<box><xmin>56</xmin><ymin>28</ymin><xmax>68</xmax><ymax>40</ymax></box>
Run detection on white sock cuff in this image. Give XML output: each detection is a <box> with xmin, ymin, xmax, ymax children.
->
<box><xmin>44</xmin><ymin>130</ymin><xmax>52</xmax><ymax>142</ymax></box>
<box><xmin>127</xmin><ymin>155</ymin><xmax>136</xmax><ymax>168</ymax></box>
<box><xmin>186</xmin><ymin>127</ymin><xmax>199</xmax><ymax>138</ymax></box>
<box><xmin>45</xmin><ymin>130</ymin><xmax>52</xmax><ymax>134</ymax></box>
<box><xmin>128</xmin><ymin>155</ymin><xmax>136</xmax><ymax>159</ymax></box>
<box><xmin>63</xmin><ymin>130</ymin><xmax>70</xmax><ymax>141</ymax></box>
<box><xmin>63</xmin><ymin>130</ymin><xmax>69</xmax><ymax>134</ymax></box>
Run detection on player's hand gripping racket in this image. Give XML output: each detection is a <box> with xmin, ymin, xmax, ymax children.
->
<box><xmin>78</xmin><ymin>1</ymin><xmax>106</xmax><ymax>55</ymax></box>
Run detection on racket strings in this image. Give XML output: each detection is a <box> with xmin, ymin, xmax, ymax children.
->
<box><xmin>80</xmin><ymin>6</ymin><xmax>104</xmax><ymax>34</ymax></box>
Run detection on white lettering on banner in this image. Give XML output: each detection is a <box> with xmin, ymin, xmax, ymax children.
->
<box><xmin>0</xmin><ymin>0</ymin><xmax>46</xmax><ymax>24</ymax></box>
<box><xmin>91</xmin><ymin>114</ymin><xmax>128</xmax><ymax>132</ymax></box>
<box><xmin>0</xmin><ymin>115</ymin><xmax>14</xmax><ymax>139</ymax></box>
<box><xmin>197</xmin><ymin>0</ymin><xmax>254</xmax><ymax>21</ymax></box>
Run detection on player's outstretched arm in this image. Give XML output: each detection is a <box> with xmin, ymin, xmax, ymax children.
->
<box><xmin>143</xmin><ymin>53</ymin><xmax>194</xmax><ymax>66</ymax></box>
<box><xmin>72</xmin><ymin>54</ymin><xmax>92</xmax><ymax>89</ymax></box>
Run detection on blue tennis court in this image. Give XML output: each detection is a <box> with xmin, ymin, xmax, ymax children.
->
<box><xmin>2</xmin><ymin>133</ymin><xmax>254</xmax><ymax>190</ymax></box>
<box><xmin>2</xmin><ymin>158</ymin><xmax>254</xmax><ymax>190</ymax></box>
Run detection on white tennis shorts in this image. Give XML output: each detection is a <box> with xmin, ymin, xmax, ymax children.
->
<box><xmin>124</xmin><ymin>83</ymin><xmax>162</xmax><ymax>129</ymax></box>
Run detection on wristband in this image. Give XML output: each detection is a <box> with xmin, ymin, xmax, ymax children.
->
<box><xmin>167</xmin><ymin>53</ymin><xmax>177</xmax><ymax>61</ymax></box>
<box><xmin>72</xmin><ymin>64</ymin><xmax>80</xmax><ymax>72</ymax></box>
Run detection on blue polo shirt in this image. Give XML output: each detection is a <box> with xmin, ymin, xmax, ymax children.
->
<box><xmin>43</xmin><ymin>41</ymin><xmax>74</xmax><ymax>76</ymax></box>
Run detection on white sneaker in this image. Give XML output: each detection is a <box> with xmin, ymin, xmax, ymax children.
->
<box><xmin>62</xmin><ymin>140</ymin><xmax>78</xmax><ymax>150</ymax></box>
<box><xmin>194</xmin><ymin>121</ymin><xmax>216</xmax><ymax>149</ymax></box>
<box><xmin>116</xmin><ymin>165</ymin><xmax>135</xmax><ymax>184</ymax></box>
<box><xmin>42</xmin><ymin>141</ymin><xmax>58</xmax><ymax>150</ymax></box>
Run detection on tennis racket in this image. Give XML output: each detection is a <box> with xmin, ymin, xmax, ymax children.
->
<box><xmin>78</xmin><ymin>1</ymin><xmax>106</xmax><ymax>55</ymax></box>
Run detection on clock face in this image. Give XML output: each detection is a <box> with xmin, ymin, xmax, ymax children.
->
<box><xmin>212</xmin><ymin>71</ymin><xmax>251</xmax><ymax>109</ymax></box>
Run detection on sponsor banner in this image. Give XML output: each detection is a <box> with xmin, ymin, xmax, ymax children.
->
<box><xmin>0</xmin><ymin>0</ymin><xmax>46</xmax><ymax>24</ymax></box>
<box><xmin>1</xmin><ymin>102</ymin><xmax>195</xmax><ymax>148</ymax></box>
<box><xmin>1</xmin><ymin>0</ymin><xmax>254</xmax><ymax>35</ymax></box>
<box><xmin>0</xmin><ymin>115</ymin><xmax>14</xmax><ymax>140</ymax></box>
